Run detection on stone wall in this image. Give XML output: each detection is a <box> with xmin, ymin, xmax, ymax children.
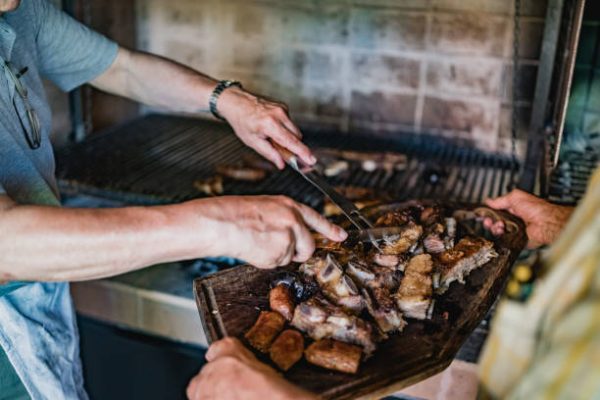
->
<box><xmin>137</xmin><ymin>0</ymin><xmax>549</xmax><ymax>155</ymax></box>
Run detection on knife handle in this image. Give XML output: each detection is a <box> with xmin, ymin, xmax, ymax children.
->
<box><xmin>270</xmin><ymin>140</ymin><xmax>296</xmax><ymax>164</ymax></box>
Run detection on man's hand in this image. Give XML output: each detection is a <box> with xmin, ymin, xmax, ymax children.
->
<box><xmin>199</xmin><ymin>195</ymin><xmax>346</xmax><ymax>268</ymax></box>
<box><xmin>483</xmin><ymin>189</ymin><xmax>574</xmax><ymax>248</ymax></box>
<box><xmin>187</xmin><ymin>338</ymin><xmax>316</xmax><ymax>400</ymax></box>
<box><xmin>217</xmin><ymin>87</ymin><xmax>315</xmax><ymax>170</ymax></box>
<box><xmin>91</xmin><ymin>48</ymin><xmax>314</xmax><ymax>169</ymax></box>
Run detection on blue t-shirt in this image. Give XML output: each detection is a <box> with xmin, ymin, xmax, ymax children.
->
<box><xmin>0</xmin><ymin>0</ymin><xmax>118</xmax><ymax>398</ymax></box>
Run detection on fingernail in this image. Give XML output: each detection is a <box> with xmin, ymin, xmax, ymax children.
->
<box><xmin>309</xmin><ymin>155</ymin><xmax>317</xmax><ymax>164</ymax></box>
<box><xmin>338</xmin><ymin>228</ymin><xmax>348</xmax><ymax>240</ymax></box>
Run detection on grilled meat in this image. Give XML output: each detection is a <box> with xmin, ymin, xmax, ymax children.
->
<box><xmin>269</xmin><ymin>329</ymin><xmax>305</xmax><ymax>371</ymax></box>
<box><xmin>269</xmin><ymin>284</ymin><xmax>295</xmax><ymax>321</ymax></box>
<box><xmin>193</xmin><ymin>176</ymin><xmax>223</xmax><ymax>196</ymax></box>
<box><xmin>323</xmin><ymin>160</ymin><xmax>349</xmax><ymax>177</ymax></box>
<box><xmin>423</xmin><ymin>233</ymin><xmax>445</xmax><ymax>254</ymax></box>
<box><xmin>396</xmin><ymin>254</ymin><xmax>434</xmax><ymax>320</ymax></box>
<box><xmin>215</xmin><ymin>164</ymin><xmax>267</xmax><ymax>182</ymax></box>
<box><xmin>344</xmin><ymin>259</ymin><xmax>405</xmax><ymax>333</ymax></box>
<box><xmin>245</xmin><ymin>311</ymin><xmax>286</xmax><ymax>353</ymax></box>
<box><xmin>435</xmin><ymin>236</ymin><xmax>498</xmax><ymax>294</ymax></box>
<box><xmin>379</xmin><ymin>222</ymin><xmax>423</xmax><ymax>255</ymax></box>
<box><xmin>372</xmin><ymin>253</ymin><xmax>400</xmax><ymax>268</ymax></box>
<box><xmin>305</xmin><ymin>339</ymin><xmax>363</xmax><ymax>374</ymax></box>
<box><xmin>363</xmin><ymin>287</ymin><xmax>406</xmax><ymax>333</ymax></box>
<box><xmin>300</xmin><ymin>254</ymin><xmax>365</xmax><ymax>313</ymax></box>
<box><xmin>323</xmin><ymin>186</ymin><xmax>381</xmax><ymax>217</ymax></box>
<box><xmin>291</xmin><ymin>296</ymin><xmax>377</xmax><ymax>354</ymax></box>
<box><xmin>271</xmin><ymin>271</ymin><xmax>319</xmax><ymax>304</ymax></box>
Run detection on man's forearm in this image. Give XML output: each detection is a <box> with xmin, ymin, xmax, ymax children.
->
<box><xmin>0</xmin><ymin>198</ymin><xmax>218</xmax><ymax>282</ymax></box>
<box><xmin>91</xmin><ymin>47</ymin><xmax>217</xmax><ymax>113</ymax></box>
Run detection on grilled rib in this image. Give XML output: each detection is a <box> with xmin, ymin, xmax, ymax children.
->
<box><xmin>396</xmin><ymin>254</ymin><xmax>434</xmax><ymax>320</ymax></box>
<box><xmin>291</xmin><ymin>296</ymin><xmax>377</xmax><ymax>355</ymax></box>
<box><xmin>435</xmin><ymin>236</ymin><xmax>498</xmax><ymax>294</ymax></box>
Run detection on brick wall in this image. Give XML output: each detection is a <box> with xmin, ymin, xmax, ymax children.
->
<box><xmin>137</xmin><ymin>0</ymin><xmax>548</xmax><ymax>156</ymax></box>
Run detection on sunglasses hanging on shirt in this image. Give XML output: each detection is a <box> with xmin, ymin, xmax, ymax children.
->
<box><xmin>3</xmin><ymin>60</ymin><xmax>42</xmax><ymax>149</ymax></box>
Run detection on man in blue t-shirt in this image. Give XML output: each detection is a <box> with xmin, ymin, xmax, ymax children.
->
<box><xmin>0</xmin><ymin>0</ymin><xmax>347</xmax><ymax>398</ymax></box>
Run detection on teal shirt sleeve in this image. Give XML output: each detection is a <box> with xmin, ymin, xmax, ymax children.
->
<box><xmin>32</xmin><ymin>0</ymin><xmax>119</xmax><ymax>91</ymax></box>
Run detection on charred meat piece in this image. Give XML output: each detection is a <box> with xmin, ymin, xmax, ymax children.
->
<box><xmin>363</xmin><ymin>287</ymin><xmax>406</xmax><ymax>333</ymax></box>
<box><xmin>347</xmin><ymin>258</ymin><xmax>399</xmax><ymax>291</ymax></box>
<box><xmin>379</xmin><ymin>222</ymin><xmax>423</xmax><ymax>255</ymax></box>
<box><xmin>271</xmin><ymin>271</ymin><xmax>319</xmax><ymax>304</ymax></box>
<box><xmin>193</xmin><ymin>176</ymin><xmax>223</xmax><ymax>196</ymax></box>
<box><xmin>269</xmin><ymin>329</ymin><xmax>305</xmax><ymax>371</ymax></box>
<box><xmin>305</xmin><ymin>339</ymin><xmax>363</xmax><ymax>374</ymax></box>
<box><xmin>300</xmin><ymin>255</ymin><xmax>365</xmax><ymax>313</ymax></box>
<box><xmin>215</xmin><ymin>164</ymin><xmax>267</xmax><ymax>182</ymax></box>
<box><xmin>435</xmin><ymin>236</ymin><xmax>498</xmax><ymax>293</ymax></box>
<box><xmin>291</xmin><ymin>296</ymin><xmax>377</xmax><ymax>354</ymax></box>
<box><xmin>245</xmin><ymin>311</ymin><xmax>286</xmax><ymax>353</ymax></box>
<box><xmin>269</xmin><ymin>284</ymin><xmax>295</xmax><ymax>321</ymax></box>
<box><xmin>396</xmin><ymin>254</ymin><xmax>434</xmax><ymax>320</ymax></box>
<box><xmin>420</xmin><ymin>205</ymin><xmax>443</xmax><ymax>226</ymax></box>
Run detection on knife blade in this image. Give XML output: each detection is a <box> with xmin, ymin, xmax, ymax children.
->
<box><xmin>269</xmin><ymin>141</ymin><xmax>373</xmax><ymax>230</ymax></box>
<box><xmin>313</xmin><ymin>226</ymin><xmax>404</xmax><ymax>249</ymax></box>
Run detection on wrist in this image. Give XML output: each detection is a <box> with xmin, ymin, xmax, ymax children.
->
<box><xmin>209</xmin><ymin>80</ymin><xmax>245</xmax><ymax>121</ymax></box>
<box><xmin>216</xmin><ymin>85</ymin><xmax>255</xmax><ymax>123</ymax></box>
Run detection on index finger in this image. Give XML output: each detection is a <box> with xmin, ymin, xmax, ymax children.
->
<box><xmin>294</xmin><ymin>202</ymin><xmax>347</xmax><ymax>242</ymax></box>
<box><xmin>271</xmin><ymin>122</ymin><xmax>316</xmax><ymax>166</ymax></box>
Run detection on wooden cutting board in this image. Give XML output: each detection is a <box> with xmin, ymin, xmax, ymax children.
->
<box><xmin>194</xmin><ymin>202</ymin><xmax>526</xmax><ymax>399</ymax></box>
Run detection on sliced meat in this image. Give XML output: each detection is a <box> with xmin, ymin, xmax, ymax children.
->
<box><xmin>269</xmin><ymin>284</ymin><xmax>295</xmax><ymax>321</ymax></box>
<box><xmin>269</xmin><ymin>329</ymin><xmax>305</xmax><ymax>371</ymax></box>
<box><xmin>372</xmin><ymin>253</ymin><xmax>400</xmax><ymax>268</ymax></box>
<box><xmin>244</xmin><ymin>311</ymin><xmax>286</xmax><ymax>353</ymax></box>
<box><xmin>363</xmin><ymin>288</ymin><xmax>406</xmax><ymax>333</ymax></box>
<box><xmin>435</xmin><ymin>236</ymin><xmax>498</xmax><ymax>294</ymax></box>
<box><xmin>396</xmin><ymin>254</ymin><xmax>434</xmax><ymax>320</ymax></box>
<box><xmin>299</xmin><ymin>254</ymin><xmax>365</xmax><ymax>313</ymax></box>
<box><xmin>291</xmin><ymin>297</ymin><xmax>377</xmax><ymax>354</ymax></box>
<box><xmin>379</xmin><ymin>222</ymin><xmax>423</xmax><ymax>255</ymax></box>
<box><xmin>423</xmin><ymin>233</ymin><xmax>445</xmax><ymax>254</ymax></box>
<box><xmin>305</xmin><ymin>339</ymin><xmax>362</xmax><ymax>374</ymax></box>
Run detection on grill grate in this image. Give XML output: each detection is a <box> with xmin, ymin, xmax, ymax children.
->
<box><xmin>56</xmin><ymin>114</ymin><xmax>519</xmax><ymax>208</ymax></box>
<box><xmin>548</xmin><ymin>135</ymin><xmax>600</xmax><ymax>205</ymax></box>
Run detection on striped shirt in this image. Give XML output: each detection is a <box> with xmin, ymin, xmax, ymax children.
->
<box><xmin>479</xmin><ymin>167</ymin><xmax>600</xmax><ymax>399</ymax></box>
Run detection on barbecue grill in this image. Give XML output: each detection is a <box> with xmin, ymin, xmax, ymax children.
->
<box><xmin>55</xmin><ymin>114</ymin><xmax>520</xmax><ymax>208</ymax></box>
<box><xmin>55</xmin><ymin>113</ymin><xmax>524</xmax><ymax>364</ymax></box>
<box><xmin>53</xmin><ymin>1</ymin><xmax>599</xmax><ymax>393</ymax></box>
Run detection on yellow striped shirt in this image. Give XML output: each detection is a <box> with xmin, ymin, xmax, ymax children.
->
<box><xmin>479</xmin><ymin>167</ymin><xmax>600</xmax><ymax>400</ymax></box>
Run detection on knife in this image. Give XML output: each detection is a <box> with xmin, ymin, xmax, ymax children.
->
<box><xmin>313</xmin><ymin>226</ymin><xmax>404</xmax><ymax>249</ymax></box>
<box><xmin>271</xmin><ymin>141</ymin><xmax>374</xmax><ymax>231</ymax></box>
